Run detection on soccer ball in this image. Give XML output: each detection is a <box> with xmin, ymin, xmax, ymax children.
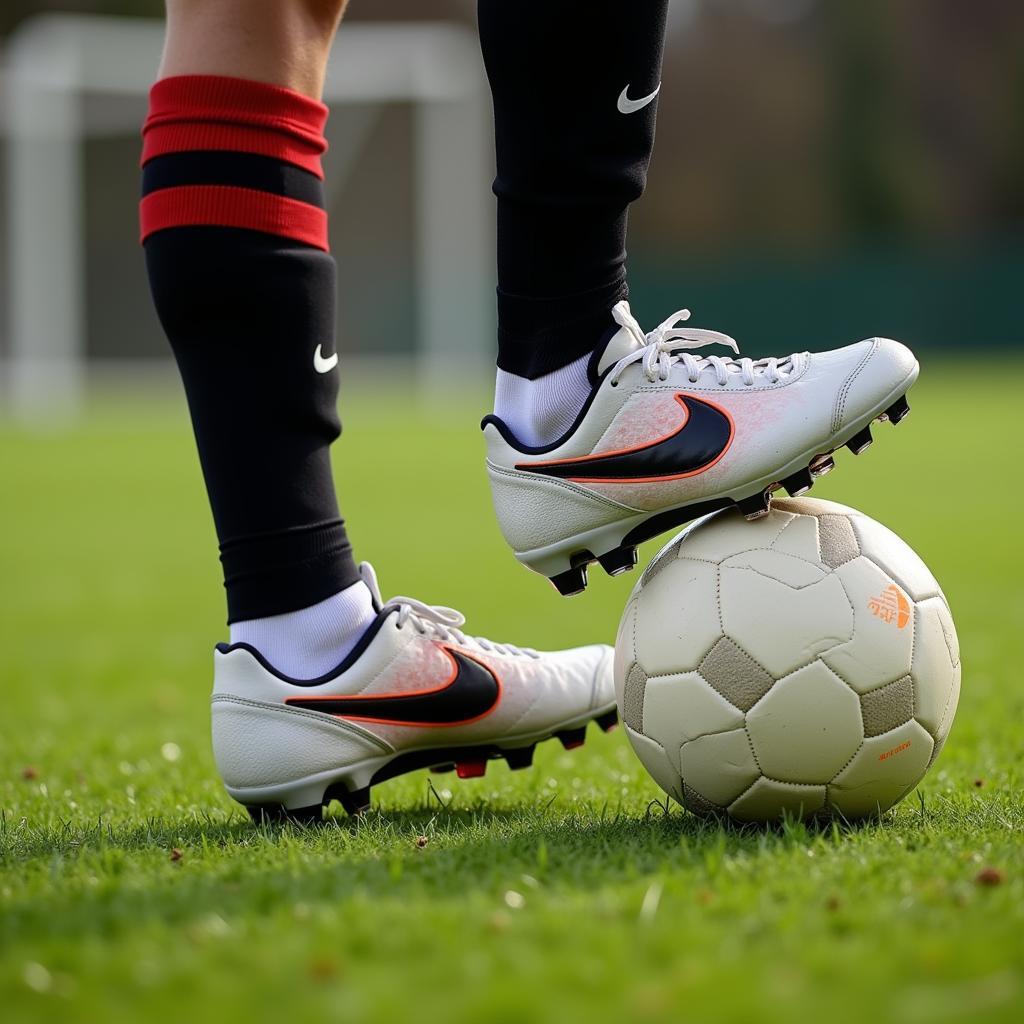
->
<box><xmin>614</xmin><ymin>497</ymin><xmax>960</xmax><ymax>822</ymax></box>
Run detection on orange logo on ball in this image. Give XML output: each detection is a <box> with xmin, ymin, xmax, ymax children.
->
<box><xmin>867</xmin><ymin>584</ymin><xmax>910</xmax><ymax>629</ymax></box>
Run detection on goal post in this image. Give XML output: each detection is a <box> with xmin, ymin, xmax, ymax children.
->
<box><xmin>2</xmin><ymin>14</ymin><xmax>494</xmax><ymax>420</ymax></box>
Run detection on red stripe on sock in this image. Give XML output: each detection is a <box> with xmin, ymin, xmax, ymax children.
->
<box><xmin>142</xmin><ymin>75</ymin><xmax>328</xmax><ymax>178</ymax></box>
<box><xmin>140</xmin><ymin>185</ymin><xmax>328</xmax><ymax>250</ymax></box>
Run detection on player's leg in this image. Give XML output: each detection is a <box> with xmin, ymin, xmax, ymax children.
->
<box><xmin>142</xmin><ymin>0</ymin><xmax>614</xmax><ymax>821</ymax></box>
<box><xmin>144</xmin><ymin>0</ymin><xmax>371</xmax><ymax>678</ymax></box>
<box><xmin>480</xmin><ymin>0</ymin><xmax>668</xmax><ymax>448</ymax></box>
<box><xmin>478</xmin><ymin>1</ymin><xmax>918</xmax><ymax>594</ymax></box>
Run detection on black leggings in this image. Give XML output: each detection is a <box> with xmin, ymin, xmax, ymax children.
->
<box><xmin>479</xmin><ymin>0</ymin><xmax>669</xmax><ymax>378</ymax></box>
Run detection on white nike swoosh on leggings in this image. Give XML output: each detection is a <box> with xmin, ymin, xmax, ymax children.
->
<box><xmin>313</xmin><ymin>345</ymin><xmax>338</xmax><ymax>374</ymax></box>
<box><xmin>617</xmin><ymin>83</ymin><xmax>661</xmax><ymax>115</ymax></box>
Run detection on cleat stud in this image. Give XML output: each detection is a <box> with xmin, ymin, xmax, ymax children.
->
<box><xmin>780</xmin><ymin>467</ymin><xmax>814</xmax><ymax>497</ymax></box>
<box><xmin>595</xmin><ymin>709</ymin><xmax>619</xmax><ymax>733</ymax></box>
<box><xmin>597</xmin><ymin>545</ymin><xmax>638</xmax><ymax>577</ymax></box>
<box><xmin>429</xmin><ymin>763</ymin><xmax>455</xmax><ymax>774</ymax></box>
<box><xmin>810</xmin><ymin>455</ymin><xmax>835</xmax><ymax>477</ymax></box>
<box><xmin>455</xmin><ymin>760</ymin><xmax>487</xmax><ymax>779</ymax></box>
<box><xmin>846</xmin><ymin>426</ymin><xmax>873</xmax><ymax>455</ymax></box>
<box><xmin>336</xmin><ymin>784</ymin><xmax>371</xmax><ymax>817</ymax></box>
<box><xmin>736</xmin><ymin>489</ymin><xmax>772</xmax><ymax>521</ymax></box>
<box><xmin>885</xmin><ymin>394</ymin><xmax>910</xmax><ymax>424</ymax></box>
<box><xmin>504</xmin><ymin>746</ymin><xmax>535</xmax><ymax>771</ymax></box>
<box><xmin>550</xmin><ymin>563</ymin><xmax>589</xmax><ymax>597</ymax></box>
<box><xmin>557</xmin><ymin>726</ymin><xmax>587</xmax><ymax>750</ymax></box>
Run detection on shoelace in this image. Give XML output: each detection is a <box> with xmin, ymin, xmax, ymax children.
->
<box><xmin>359</xmin><ymin>563</ymin><xmax>537</xmax><ymax>658</ymax></box>
<box><xmin>608</xmin><ymin>300</ymin><xmax>796</xmax><ymax>388</ymax></box>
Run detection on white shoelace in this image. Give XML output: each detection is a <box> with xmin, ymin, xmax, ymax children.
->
<box><xmin>359</xmin><ymin>563</ymin><xmax>537</xmax><ymax>659</ymax></box>
<box><xmin>608</xmin><ymin>300</ymin><xmax>796</xmax><ymax>388</ymax></box>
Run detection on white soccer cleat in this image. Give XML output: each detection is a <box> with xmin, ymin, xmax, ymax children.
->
<box><xmin>211</xmin><ymin>563</ymin><xmax>615</xmax><ymax>823</ymax></box>
<box><xmin>483</xmin><ymin>300</ymin><xmax>919</xmax><ymax>595</ymax></box>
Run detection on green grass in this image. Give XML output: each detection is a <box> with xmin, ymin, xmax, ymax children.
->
<box><xmin>1</xmin><ymin>362</ymin><xmax>1022</xmax><ymax>1023</ymax></box>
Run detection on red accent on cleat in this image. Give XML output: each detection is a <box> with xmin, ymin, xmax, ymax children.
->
<box><xmin>456</xmin><ymin>760</ymin><xmax>487</xmax><ymax>779</ymax></box>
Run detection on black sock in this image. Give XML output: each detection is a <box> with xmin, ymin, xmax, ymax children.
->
<box><xmin>140</xmin><ymin>75</ymin><xmax>359</xmax><ymax>623</ymax></box>
<box><xmin>478</xmin><ymin>0</ymin><xmax>669</xmax><ymax>379</ymax></box>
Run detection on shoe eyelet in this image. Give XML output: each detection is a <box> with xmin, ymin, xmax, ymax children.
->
<box><xmin>610</xmin><ymin>380</ymin><xmax>618</xmax><ymax>388</ymax></box>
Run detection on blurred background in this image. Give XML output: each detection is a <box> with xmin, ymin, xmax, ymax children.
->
<box><xmin>1</xmin><ymin>0</ymin><xmax>1023</xmax><ymax>409</ymax></box>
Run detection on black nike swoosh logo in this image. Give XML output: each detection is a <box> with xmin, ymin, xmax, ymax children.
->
<box><xmin>515</xmin><ymin>394</ymin><xmax>734</xmax><ymax>482</ymax></box>
<box><xmin>284</xmin><ymin>647</ymin><xmax>501</xmax><ymax>726</ymax></box>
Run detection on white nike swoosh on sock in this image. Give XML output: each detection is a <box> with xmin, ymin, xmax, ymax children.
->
<box><xmin>313</xmin><ymin>345</ymin><xmax>338</xmax><ymax>374</ymax></box>
<box><xmin>617</xmin><ymin>84</ymin><xmax>661</xmax><ymax>115</ymax></box>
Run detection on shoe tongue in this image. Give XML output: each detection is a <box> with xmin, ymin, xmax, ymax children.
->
<box><xmin>595</xmin><ymin>325</ymin><xmax>644</xmax><ymax>377</ymax></box>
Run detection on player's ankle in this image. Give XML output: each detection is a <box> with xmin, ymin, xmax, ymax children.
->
<box><xmin>493</xmin><ymin>353</ymin><xmax>593</xmax><ymax>448</ymax></box>
<box><xmin>229</xmin><ymin>579</ymin><xmax>376</xmax><ymax>679</ymax></box>
<box><xmin>492</xmin><ymin>309</ymin><xmax>626</xmax><ymax>447</ymax></box>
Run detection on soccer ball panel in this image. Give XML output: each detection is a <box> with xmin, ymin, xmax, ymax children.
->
<box><xmin>642</xmin><ymin>673</ymin><xmax>744</xmax><ymax>762</ymax></box>
<box><xmin>679</xmin><ymin>728</ymin><xmax>760</xmax><ymax>807</ymax></box>
<box><xmin>850</xmin><ymin>515</ymin><xmax>942</xmax><ymax>602</ymax></box>
<box><xmin>721</xmin><ymin>548</ymin><xmax>829</xmax><ymax>589</ymax></box>
<box><xmin>634</xmin><ymin>558</ymin><xmax>722</xmax><ymax>675</ymax></box>
<box><xmin>860</xmin><ymin>676</ymin><xmax>915</xmax><ymax>737</ymax></box>
<box><xmin>728</xmin><ymin>777</ymin><xmax>826</xmax><ymax>822</ymax></box>
<box><xmin>910</xmin><ymin>596</ymin><xmax>959</xmax><ymax>737</ymax></box>
<box><xmin>674</xmin><ymin>506</ymin><xmax>797</xmax><ymax>563</ymax></box>
<box><xmin>624</xmin><ymin>725</ymin><xmax>683</xmax><ymax>803</ymax></box>
<box><xmin>699</xmin><ymin>637</ymin><xmax>775</xmax><ymax>712</ymax></box>
<box><xmin>746</xmin><ymin>662</ymin><xmax>863</xmax><ymax>783</ymax></box>
<box><xmin>719</xmin><ymin>560</ymin><xmax>853</xmax><ymax>677</ymax></box>
<box><xmin>821</xmin><ymin>557</ymin><xmax>914</xmax><ymax>692</ymax></box>
<box><xmin>829</xmin><ymin>719</ymin><xmax>934</xmax><ymax>818</ymax></box>
<box><xmin>766</xmin><ymin>512</ymin><xmax>821</xmax><ymax>561</ymax></box>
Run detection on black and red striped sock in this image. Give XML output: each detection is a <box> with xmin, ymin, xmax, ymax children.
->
<box><xmin>141</xmin><ymin>76</ymin><xmax>359</xmax><ymax>623</ymax></box>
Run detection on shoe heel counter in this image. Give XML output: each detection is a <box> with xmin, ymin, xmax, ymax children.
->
<box><xmin>210</xmin><ymin>696</ymin><xmax>388</xmax><ymax>793</ymax></box>
<box><xmin>210</xmin><ymin>648</ymin><xmax>390</xmax><ymax>796</ymax></box>
<box><xmin>486</xmin><ymin>462</ymin><xmax>630</xmax><ymax>553</ymax></box>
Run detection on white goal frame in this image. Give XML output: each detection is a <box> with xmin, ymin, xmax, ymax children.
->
<box><xmin>2</xmin><ymin>14</ymin><xmax>494</xmax><ymax>419</ymax></box>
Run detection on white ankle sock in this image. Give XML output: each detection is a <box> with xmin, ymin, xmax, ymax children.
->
<box><xmin>493</xmin><ymin>351</ymin><xmax>593</xmax><ymax>447</ymax></box>
<box><xmin>230</xmin><ymin>579</ymin><xmax>376</xmax><ymax>679</ymax></box>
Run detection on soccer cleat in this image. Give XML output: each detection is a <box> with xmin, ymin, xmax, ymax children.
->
<box><xmin>483</xmin><ymin>300</ymin><xmax>918</xmax><ymax>591</ymax></box>
<box><xmin>211</xmin><ymin>563</ymin><xmax>614</xmax><ymax>821</ymax></box>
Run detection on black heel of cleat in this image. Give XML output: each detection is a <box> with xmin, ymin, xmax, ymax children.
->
<box><xmin>247</xmin><ymin>802</ymin><xmax>324</xmax><ymax>826</ymax></box>
<box><xmin>595</xmin><ymin>709</ymin><xmax>618</xmax><ymax>733</ymax></box>
<box><xmin>810</xmin><ymin>455</ymin><xmax>835</xmax><ymax>477</ymax></box>
<box><xmin>504</xmin><ymin>746</ymin><xmax>535</xmax><ymax>770</ymax></box>
<box><xmin>557</xmin><ymin>726</ymin><xmax>587</xmax><ymax>750</ymax></box>
<box><xmin>736</xmin><ymin>489</ymin><xmax>771</xmax><ymax>521</ymax></box>
<box><xmin>597</xmin><ymin>546</ymin><xmax>638</xmax><ymax>577</ymax></box>
<box><xmin>429</xmin><ymin>763</ymin><xmax>455</xmax><ymax>774</ymax></box>
<box><xmin>847</xmin><ymin>426</ymin><xmax>873</xmax><ymax>455</ymax></box>
<box><xmin>884</xmin><ymin>394</ymin><xmax>910</xmax><ymax>424</ymax></box>
<box><xmin>781</xmin><ymin>467</ymin><xmax>814</xmax><ymax>497</ymax></box>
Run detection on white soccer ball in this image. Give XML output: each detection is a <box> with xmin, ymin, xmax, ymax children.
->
<box><xmin>614</xmin><ymin>497</ymin><xmax>960</xmax><ymax>822</ymax></box>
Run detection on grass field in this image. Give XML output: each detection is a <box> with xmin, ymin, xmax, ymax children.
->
<box><xmin>2</xmin><ymin>361</ymin><xmax>1023</xmax><ymax>1023</ymax></box>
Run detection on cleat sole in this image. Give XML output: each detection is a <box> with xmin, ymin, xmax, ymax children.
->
<box><xmin>240</xmin><ymin>702</ymin><xmax>616</xmax><ymax>824</ymax></box>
